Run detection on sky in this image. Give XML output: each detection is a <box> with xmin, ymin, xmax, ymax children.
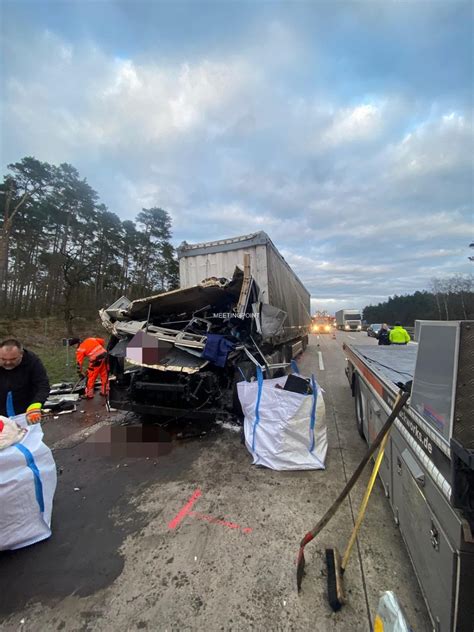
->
<box><xmin>1</xmin><ymin>0</ymin><xmax>473</xmax><ymax>314</ymax></box>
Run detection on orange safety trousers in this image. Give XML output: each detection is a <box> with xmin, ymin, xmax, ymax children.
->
<box><xmin>86</xmin><ymin>358</ymin><xmax>108</xmax><ymax>398</ymax></box>
<box><xmin>76</xmin><ymin>337</ymin><xmax>108</xmax><ymax>398</ymax></box>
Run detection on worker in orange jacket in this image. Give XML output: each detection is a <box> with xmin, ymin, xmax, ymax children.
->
<box><xmin>70</xmin><ymin>337</ymin><xmax>108</xmax><ymax>399</ymax></box>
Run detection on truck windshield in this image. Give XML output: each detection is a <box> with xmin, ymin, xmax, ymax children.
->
<box><xmin>344</xmin><ymin>313</ymin><xmax>361</xmax><ymax>320</ymax></box>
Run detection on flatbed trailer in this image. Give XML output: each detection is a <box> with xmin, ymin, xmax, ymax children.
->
<box><xmin>343</xmin><ymin>323</ymin><xmax>474</xmax><ymax>632</ymax></box>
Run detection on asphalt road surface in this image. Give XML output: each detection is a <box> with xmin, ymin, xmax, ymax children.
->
<box><xmin>0</xmin><ymin>331</ymin><xmax>431</xmax><ymax>632</ymax></box>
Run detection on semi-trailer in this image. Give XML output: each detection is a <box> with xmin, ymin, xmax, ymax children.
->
<box><xmin>101</xmin><ymin>231</ymin><xmax>311</xmax><ymax>421</ymax></box>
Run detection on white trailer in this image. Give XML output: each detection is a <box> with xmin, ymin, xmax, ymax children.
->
<box><xmin>178</xmin><ymin>231</ymin><xmax>311</xmax><ymax>348</ymax></box>
<box><xmin>335</xmin><ymin>309</ymin><xmax>362</xmax><ymax>331</ymax></box>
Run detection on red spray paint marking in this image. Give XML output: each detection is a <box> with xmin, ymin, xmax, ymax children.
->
<box><xmin>189</xmin><ymin>512</ymin><xmax>253</xmax><ymax>534</ymax></box>
<box><xmin>167</xmin><ymin>488</ymin><xmax>252</xmax><ymax>534</ymax></box>
<box><xmin>168</xmin><ymin>488</ymin><xmax>202</xmax><ymax>529</ymax></box>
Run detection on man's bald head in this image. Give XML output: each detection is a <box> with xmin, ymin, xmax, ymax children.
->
<box><xmin>0</xmin><ymin>339</ymin><xmax>24</xmax><ymax>370</ymax></box>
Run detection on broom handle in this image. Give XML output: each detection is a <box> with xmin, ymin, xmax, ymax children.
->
<box><xmin>303</xmin><ymin>387</ymin><xmax>410</xmax><ymax>542</ymax></box>
<box><xmin>341</xmin><ymin>429</ymin><xmax>390</xmax><ymax>570</ymax></box>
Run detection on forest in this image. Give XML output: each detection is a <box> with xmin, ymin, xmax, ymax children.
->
<box><xmin>2</xmin><ymin>156</ymin><xmax>472</xmax><ymax>335</ymax></box>
<box><xmin>1</xmin><ymin>157</ymin><xmax>179</xmax><ymax>333</ymax></box>
<box><xmin>363</xmin><ymin>278</ymin><xmax>474</xmax><ymax>326</ymax></box>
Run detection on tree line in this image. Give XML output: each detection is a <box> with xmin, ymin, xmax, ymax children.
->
<box><xmin>363</xmin><ymin>275</ymin><xmax>474</xmax><ymax>325</ymax></box>
<box><xmin>1</xmin><ymin>156</ymin><xmax>179</xmax><ymax>333</ymax></box>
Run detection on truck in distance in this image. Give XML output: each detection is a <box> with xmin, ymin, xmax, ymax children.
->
<box><xmin>335</xmin><ymin>309</ymin><xmax>362</xmax><ymax>331</ymax></box>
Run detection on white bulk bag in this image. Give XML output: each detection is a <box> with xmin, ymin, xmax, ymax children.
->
<box><xmin>237</xmin><ymin>370</ymin><xmax>327</xmax><ymax>470</ymax></box>
<box><xmin>0</xmin><ymin>415</ymin><xmax>57</xmax><ymax>550</ymax></box>
<box><xmin>0</xmin><ymin>416</ymin><xmax>26</xmax><ymax>450</ymax></box>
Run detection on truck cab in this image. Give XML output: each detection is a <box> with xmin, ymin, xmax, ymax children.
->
<box><xmin>336</xmin><ymin>309</ymin><xmax>362</xmax><ymax>331</ymax></box>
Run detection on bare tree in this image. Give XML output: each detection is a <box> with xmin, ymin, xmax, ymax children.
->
<box><xmin>452</xmin><ymin>274</ymin><xmax>473</xmax><ymax>319</ymax></box>
<box><xmin>430</xmin><ymin>278</ymin><xmax>443</xmax><ymax>319</ymax></box>
<box><xmin>440</xmin><ymin>278</ymin><xmax>453</xmax><ymax>319</ymax></box>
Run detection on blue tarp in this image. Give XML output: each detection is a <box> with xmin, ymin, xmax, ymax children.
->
<box><xmin>201</xmin><ymin>334</ymin><xmax>236</xmax><ymax>368</ymax></box>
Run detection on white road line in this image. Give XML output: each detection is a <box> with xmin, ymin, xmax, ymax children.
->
<box><xmin>318</xmin><ymin>351</ymin><xmax>325</xmax><ymax>370</ymax></box>
<box><xmin>348</xmin><ymin>335</ymin><xmax>356</xmax><ymax>340</ymax></box>
<box><xmin>51</xmin><ymin>419</ymin><xmax>114</xmax><ymax>450</ymax></box>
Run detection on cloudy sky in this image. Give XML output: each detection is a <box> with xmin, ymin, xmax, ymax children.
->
<box><xmin>1</xmin><ymin>1</ymin><xmax>473</xmax><ymax>313</ymax></box>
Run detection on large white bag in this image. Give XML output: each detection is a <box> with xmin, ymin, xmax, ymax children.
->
<box><xmin>0</xmin><ymin>415</ymin><xmax>57</xmax><ymax>550</ymax></box>
<box><xmin>237</xmin><ymin>369</ymin><xmax>327</xmax><ymax>470</ymax></box>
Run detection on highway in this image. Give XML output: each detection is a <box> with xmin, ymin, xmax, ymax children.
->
<box><xmin>0</xmin><ymin>331</ymin><xmax>431</xmax><ymax>632</ymax></box>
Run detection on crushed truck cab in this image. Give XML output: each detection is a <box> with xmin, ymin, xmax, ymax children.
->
<box><xmin>101</xmin><ymin>232</ymin><xmax>311</xmax><ymax>422</ymax></box>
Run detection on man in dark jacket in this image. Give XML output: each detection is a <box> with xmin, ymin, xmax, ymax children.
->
<box><xmin>0</xmin><ymin>339</ymin><xmax>50</xmax><ymax>422</ymax></box>
<box><xmin>377</xmin><ymin>324</ymin><xmax>391</xmax><ymax>346</ymax></box>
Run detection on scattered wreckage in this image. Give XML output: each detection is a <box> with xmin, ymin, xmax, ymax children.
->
<box><xmin>41</xmin><ymin>377</ymin><xmax>89</xmax><ymax>415</ymax></box>
<box><xmin>100</xmin><ymin>232</ymin><xmax>312</xmax><ymax>423</ymax></box>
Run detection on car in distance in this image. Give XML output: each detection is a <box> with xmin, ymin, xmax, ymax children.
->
<box><xmin>367</xmin><ymin>323</ymin><xmax>383</xmax><ymax>337</ymax></box>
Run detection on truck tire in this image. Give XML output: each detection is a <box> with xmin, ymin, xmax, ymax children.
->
<box><xmin>270</xmin><ymin>347</ymin><xmax>287</xmax><ymax>378</ymax></box>
<box><xmin>354</xmin><ymin>376</ymin><xmax>365</xmax><ymax>439</ymax></box>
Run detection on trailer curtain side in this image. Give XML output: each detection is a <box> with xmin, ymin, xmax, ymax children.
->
<box><xmin>178</xmin><ymin>231</ymin><xmax>311</xmax><ymax>345</ymax></box>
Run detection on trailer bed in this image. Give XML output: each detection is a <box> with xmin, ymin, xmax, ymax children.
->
<box><xmin>347</xmin><ymin>344</ymin><xmax>417</xmax><ymax>390</ymax></box>
<box><xmin>343</xmin><ymin>336</ymin><xmax>474</xmax><ymax>632</ymax></box>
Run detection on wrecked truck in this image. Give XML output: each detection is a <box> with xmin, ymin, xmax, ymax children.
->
<box><xmin>100</xmin><ymin>231</ymin><xmax>311</xmax><ymax>422</ymax></box>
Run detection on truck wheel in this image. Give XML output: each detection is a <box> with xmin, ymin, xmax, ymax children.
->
<box><xmin>282</xmin><ymin>344</ymin><xmax>292</xmax><ymax>364</ymax></box>
<box><xmin>271</xmin><ymin>347</ymin><xmax>287</xmax><ymax>378</ymax></box>
<box><xmin>354</xmin><ymin>377</ymin><xmax>365</xmax><ymax>439</ymax></box>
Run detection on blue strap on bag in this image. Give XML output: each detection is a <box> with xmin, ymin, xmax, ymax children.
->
<box><xmin>7</xmin><ymin>392</ymin><xmax>45</xmax><ymax>512</ymax></box>
<box><xmin>290</xmin><ymin>359</ymin><xmax>300</xmax><ymax>375</ymax></box>
<box><xmin>6</xmin><ymin>391</ymin><xmax>15</xmax><ymax>417</ymax></box>
<box><xmin>14</xmin><ymin>443</ymin><xmax>45</xmax><ymax>513</ymax></box>
<box><xmin>309</xmin><ymin>375</ymin><xmax>318</xmax><ymax>453</ymax></box>
<box><xmin>251</xmin><ymin>365</ymin><xmax>264</xmax><ymax>452</ymax></box>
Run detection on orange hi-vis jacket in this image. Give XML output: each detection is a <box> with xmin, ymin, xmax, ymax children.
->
<box><xmin>76</xmin><ymin>337</ymin><xmax>106</xmax><ymax>370</ymax></box>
